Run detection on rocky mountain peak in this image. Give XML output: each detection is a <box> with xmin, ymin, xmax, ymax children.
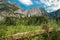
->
<box><xmin>26</xmin><ymin>7</ymin><xmax>48</xmax><ymax>17</ymax></box>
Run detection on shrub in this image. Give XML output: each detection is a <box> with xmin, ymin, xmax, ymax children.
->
<box><xmin>4</xmin><ymin>17</ymin><xmax>20</xmax><ymax>25</ymax></box>
<box><xmin>56</xmin><ymin>17</ymin><xmax>60</xmax><ymax>24</ymax></box>
<box><xmin>0</xmin><ymin>29</ymin><xmax>6</xmax><ymax>40</ymax></box>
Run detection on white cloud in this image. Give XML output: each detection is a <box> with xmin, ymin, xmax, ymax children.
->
<box><xmin>19</xmin><ymin>0</ymin><xmax>33</xmax><ymax>5</ymax></box>
<box><xmin>40</xmin><ymin>0</ymin><xmax>58</xmax><ymax>6</ymax></box>
<box><xmin>40</xmin><ymin>0</ymin><xmax>60</xmax><ymax>12</ymax></box>
<box><xmin>18</xmin><ymin>0</ymin><xmax>60</xmax><ymax>12</ymax></box>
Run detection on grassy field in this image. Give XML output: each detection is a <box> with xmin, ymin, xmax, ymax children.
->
<box><xmin>0</xmin><ymin>19</ymin><xmax>60</xmax><ymax>40</ymax></box>
<box><xmin>48</xmin><ymin>20</ymin><xmax>60</xmax><ymax>28</ymax></box>
<box><xmin>0</xmin><ymin>24</ymin><xmax>42</xmax><ymax>36</ymax></box>
<box><xmin>0</xmin><ymin>20</ymin><xmax>60</xmax><ymax>36</ymax></box>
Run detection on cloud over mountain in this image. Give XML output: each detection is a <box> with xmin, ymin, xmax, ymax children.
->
<box><xmin>18</xmin><ymin>0</ymin><xmax>33</xmax><ymax>5</ymax></box>
<box><xmin>40</xmin><ymin>0</ymin><xmax>60</xmax><ymax>12</ymax></box>
<box><xmin>11</xmin><ymin>0</ymin><xmax>60</xmax><ymax>12</ymax></box>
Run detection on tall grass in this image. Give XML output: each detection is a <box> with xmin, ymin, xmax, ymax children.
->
<box><xmin>0</xmin><ymin>16</ymin><xmax>60</xmax><ymax>40</ymax></box>
<box><xmin>0</xmin><ymin>25</ymin><xmax>42</xmax><ymax>38</ymax></box>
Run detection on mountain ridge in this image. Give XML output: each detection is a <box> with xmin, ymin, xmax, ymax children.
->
<box><xmin>49</xmin><ymin>9</ymin><xmax>60</xmax><ymax>18</ymax></box>
<box><xmin>0</xmin><ymin>1</ymin><xmax>48</xmax><ymax>18</ymax></box>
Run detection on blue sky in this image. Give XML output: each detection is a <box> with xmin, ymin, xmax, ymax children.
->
<box><xmin>9</xmin><ymin>0</ymin><xmax>60</xmax><ymax>13</ymax></box>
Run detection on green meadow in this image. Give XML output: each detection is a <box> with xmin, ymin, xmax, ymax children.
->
<box><xmin>0</xmin><ymin>16</ymin><xmax>60</xmax><ymax>40</ymax></box>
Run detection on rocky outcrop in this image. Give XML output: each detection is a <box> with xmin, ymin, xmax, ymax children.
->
<box><xmin>14</xmin><ymin>7</ymin><xmax>48</xmax><ymax>18</ymax></box>
<box><xmin>0</xmin><ymin>2</ymin><xmax>48</xmax><ymax>18</ymax></box>
<box><xmin>27</xmin><ymin>7</ymin><xmax>48</xmax><ymax>17</ymax></box>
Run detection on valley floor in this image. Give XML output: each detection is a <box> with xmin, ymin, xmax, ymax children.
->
<box><xmin>0</xmin><ymin>20</ymin><xmax>60</xmax><ymax>40</ymax></box>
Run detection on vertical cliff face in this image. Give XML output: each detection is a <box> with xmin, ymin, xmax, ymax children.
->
<box><xmin>0</xmin><ymin>1</ymin><xmax>48</xmax><ymax>18</ymax></box>
<box><xmin>14</xmin><ymin>7</ymin><xmax>48</xmax><ymax>18</ymax></box>
<box><xmin>26</xmin><ymin>7</ymin><xmax>48</xmax><ymax>17</ymax></box>
<box><xmin>27</xmin><ymin>7</ymin><xmax>42</xmax><ymax>17</ymax></box>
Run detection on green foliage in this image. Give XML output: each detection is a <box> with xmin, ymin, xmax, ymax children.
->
<box><xmin>56</xmin><ymin>17</ymin><xmax>60</xmax><ymax>24</ymax></box>
<box><xmin>0</xmin><ymin>20</ymin><xmax>60</xmax><ymax>40</ymax></box>
<box><xmin>5</xmin><ymin>17</ymin><xmax>20</xmax><ymax>25</ymax></box>
<box><xmin>5</xmin><ymin>17</ymin><xmax>15</xmax><ymax>25</ymax></box>
<box><xmin>40</xmin><ymin>30</ymin><xmax>60</xmax><ymax>40</ymax></box>
<box><xmin>4</xmin><ymin>29</ymin><xmax>60</xmax><ymax>40</ymax></box>
<box><xmin>0</xmin><ymin>29</ymin><xmax>6</xmax><ymax>40</ymax></box>
<box><xmin>4</xmin><ymin>16</ymin><xmax>48</xmax><ymax>25</ymax></box>
<box><xmin>0</xmin><ymin>25</ymin><xmax>41</xmax><ymax>40</ymax></box>
<box><xmin>19</xmin><ymin>16</ymin><xmax>48</xmax><ymax>25</ymax></box>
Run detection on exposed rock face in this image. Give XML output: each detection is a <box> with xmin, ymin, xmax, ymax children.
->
<box><xmin>27</xmin><ymin>7</ymin><xmax>43</xmax><ymax>17</ymax></box>
<box><xmin>0</xmin><ymin>2</ymin><xmax>20</xmax><ymax>17</ymax></box>
<box><xmin>14</xmin><ymin>7</ymin><xmax>48</xmax><ymax>18</ymax></box>
<box><xmin>0</xmin><ymin>2</ymin><xmax>48</xmax><ymax>18</ymax></box>
<box><xmin>27</xmin><ymin>7</ymin><xmax>48</xmax><ymax>17</ymax></box>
